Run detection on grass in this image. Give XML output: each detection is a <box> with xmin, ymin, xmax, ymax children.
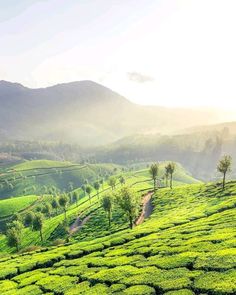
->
<box><xmin>0</xmin><ymin>178</ymin><xmax>234</xmax><ymax>294</ymax></box>
<box><xmin>0</xmin><ymin>160</ymin><xmax>122</xmax><ymax>198</ymax></box>
<box><xmin>0</xmin><ymin>161</ymin><xmax>198</xmax><ymax>252</ymax></box>
<box><xmin>0</xmin><ymin>195</ymin><xmax>38</xmax><ymax>218</ymax></box>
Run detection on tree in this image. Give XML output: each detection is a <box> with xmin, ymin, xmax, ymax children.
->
<box><xmin>32</xmin><ymin>213</ymin><xmax>44</xmax><ymax>242</ymax></box>
<box><xmin>217</xmin><ymin>155</ymin><xmax>232</xmax><ymax>189</ymax></box>
<box><xmin>68</xmin><ymin>181</ymin><xmax>74</xmax><ymax>191</ymax></box>
<box><xmin>42</xmin><ymin>202</ymin><xmax>52</xmax><ymax>217</ymax></box>
<box><xmin>85</xmin><ymin>186</ymin><xmax>92</xmax><ymax>204</ymax></box>
<box><xmin>51</xmin><ymin>198</ymin><xmax>59</xmax><ymax>215</ymax></box>
<box><xmin>108</xmin><ymin>176</ymin><xmax>116</xmax><ymax>190</ymax></box>
<box><xmin>81</xmin><ymin>185</ymin><xmax>86</xmax><ymax>197</ymax></box>
<box><xmin>59</xmin><ymin>194</ymin><xmax>69</xmax><ymax>221</ymax></box>
<box><xmin>6</xmin><ymin>227</ymin><xmax>21</xmax><ymax>251</ymax></box>
<box><xmin>93</xmin><ymin>182</ymin><xmax>100</xmax><ymax>198</ymax></box>
<box><xmin>119</xmin><ymin>176</ymin><xmax>125</xmax><ymax>185</ymax></box>
<box><xmin>6</xmin><ymin>220</ymin><xmax>23</xmax><ymax>251</ymax></box>
<box><xmin>164</xmin><ymin>169</ymin><xmax>169</xmax><ymax>187</ymax></box>
<box><xmin>24</xmin><ymin>211</ymin><xmax>35</xmax><ymax>228</ymax></box>
<box><xmin>115</xmin><ymin>186</ymin><xmax>140</xmax><ymax>229</ymax></box>
<box><xmin>166</xmin><ymin>162</ymin><xmax>176</xmax><ymax>189</ymax></box>
<box><xmin>102</xmin><ymin>194</ymin><xmax>113</xmax><ymax>227</ymax></box>
<box><xmin>149</xmin><ymin>163</ymin><xmax>159</xmax><ymax>191</ymax></box>
<box><xmin>72</xmin><ymin>191</ymin><xmax>78</xmax><ymax>206</ymax></box>
<box><xmin>100</xmin><ymin>178</ymin><xmax>104</xmax><ymax>190</ymax></box>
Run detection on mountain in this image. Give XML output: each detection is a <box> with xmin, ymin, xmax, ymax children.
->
<box><xmin>0</xmin><ymin>80</ymin><xmax>224</xmax><ymax>146</ymax></box>
<box><xmin>93</xmin><ymin>126</ymin><xmax>236</xmax><ymax>180</ymax></box>
<box><xmin>181</xmin><ymin>121</ymin><xmax>236</xmax><ymax>136</ymax></box>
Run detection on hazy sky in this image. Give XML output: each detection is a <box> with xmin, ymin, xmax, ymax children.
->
<box><xmin>1</xmin><ymin>0</ymin><xmax>236</xmax><ymax>109</ymax></box>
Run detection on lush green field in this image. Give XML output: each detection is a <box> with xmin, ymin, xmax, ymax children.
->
<box><xmin>0</xmin><ymin>195</ymin><xmax>38</xmax><ymax>218</ymax></box>
<box><xmin>0</xmin><ymin>179</ymin><xmax>235</xmax><ymax>294</ymax></box>
<box><xmin>0</xmin><ymin>162</ymin><xmax>197</xmax><ymax>252</ymax></box>
<box><xmin>0</xmin><ymin>160</ymin><xmax>122</xmax><ymax>198</ymax></box>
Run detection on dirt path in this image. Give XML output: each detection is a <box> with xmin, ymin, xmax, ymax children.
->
<box><xmin>69</xmin><ymin>214</ymin><xmax>91</xmax><ymax>234</ymax></box>
<box><xmin>135</xmin><ymin>191</ymin><xmax>154</xmax><ymax>226</ymax></box>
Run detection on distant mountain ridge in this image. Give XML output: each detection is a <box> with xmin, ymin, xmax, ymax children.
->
<box><xmin>0</xmin><ymin>80</ymin><xmax>224</xmax><ymax>145</ymax></box>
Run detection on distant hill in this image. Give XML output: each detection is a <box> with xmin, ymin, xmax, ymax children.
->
<box><xmin>0</xmin><ymin>159</ymin><xmax>121</xmax><ymax>199</ymax></box>
<box><xmin>181</xmin><ymin>121</ymin><xmax>236</xmax><ymax>136</ymax></box>
<box><xmin>93</xmin><ymin>129</ymin><xmax>236</xmax><ymax>180</ymax></box>
<box><xmin>0</xmin><ymin>80</ymin><xmax>222</xmax><ymax>146</ymax></box>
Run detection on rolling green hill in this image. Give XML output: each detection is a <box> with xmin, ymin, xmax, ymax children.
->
<box><xmin>0</xmin><ymin>195</ymin><xmax>38</xmax><ymax>218</ymax></box>
<box><xmin>0</xmin><ymin>160</ymin><xmax>122</xmax><ymax>199</ymax></box>
<box><xmin>0</xmin><ymin>177</ymin><xmax>234</xmax><ymax>294</ymax></box>
<box><xmin>0</xmin><ymin>162</ymin><xmax>197</xmax><ymax>252</ymax></box>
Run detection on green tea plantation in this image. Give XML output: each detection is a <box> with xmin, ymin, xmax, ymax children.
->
<box><xmin>0</xmin><ymin>181</ymin><xmax>235</xmax><ymax>294</ymax></box>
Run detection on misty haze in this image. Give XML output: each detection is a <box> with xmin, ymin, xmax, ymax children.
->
<box><xmin>0</xmin><ymin>1</ymin><xmax>235</xmax><ymax>295</ymax></box>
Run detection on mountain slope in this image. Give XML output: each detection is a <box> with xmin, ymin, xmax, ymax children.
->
<box><xmin>0</xmin><ymin>80</ymin><xmax>222</xmax><ymax>145</ymax></box>
<box><xmin>0</xmin><ymin>181</ymin><xmax>235</xmax><ymax>294</ymax></box>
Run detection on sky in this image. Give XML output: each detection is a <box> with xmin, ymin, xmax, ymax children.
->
<box><xmin>1</xmin><ymin>0</ymin><xmax>236</xmax><ymax>110</ymax></box>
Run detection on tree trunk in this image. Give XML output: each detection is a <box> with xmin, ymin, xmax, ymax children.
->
<box><xmin>16</xmin><ymin>243</ymin><xmax>19</xmax><ymax>252</ymax></box>
<box><xmin>64</xmin><ymin>209</ymin><xmax>67</xmax><ymax>221</ymax></box>
<box><xmin>40</xmin><ymin>229</ymin><xmax>43</xmax><ymax>242</ymax></box>
<box><xmin>108</xmin><ymin>211</ymin><xmax>111</xmax><ymax>227</ymax></box>
<box><xmin>129</xmin><ymin>215</ymin><xmax>133</xmax><ymax>229</ymax></box>
<box><xmin>170</xmin><ymin>173</ymin><xmax>173</xmax><ymax>189</ymax></box>
<box><xmin>223</xmin><ymin>172</ymin><xmax>226</xmax><ymax>189</ymax></box>
<box><xmin>153</xmin><ymin>179</ymin><xmax>156</xmax><ymax>191</ymax></box>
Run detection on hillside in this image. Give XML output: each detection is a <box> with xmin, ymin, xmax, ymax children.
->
<box><xmin>0</xmin><ymin>162</ymin><xmax>197</xmax><ymax>252</ymax></box>
<box><xmin>0</xmin><ymin>160</ymin><xmax>122</xmax><ymax>199</ymax></box>
<box><xmin>182</xmin><ymin>121</ymin><xmax>236</xmax><ymax>136</ymax></box>
<box><xmin>0</xmin><ymin>181</ymin><xmax>235</xmax><ymax>294</ymax></box>
<box><xmin>0</xmin><ymin>80</ymin><xmax>222</xmax><ymax>146</ymax></box>
<box><xmin>94</xmin><ymin>131</ymin><xmax>236</xmax><ymax>180</ymax></box>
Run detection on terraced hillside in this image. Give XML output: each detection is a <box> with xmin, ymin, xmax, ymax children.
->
<box><xmin>0</xmin><ymin>161</ymin><xmax>197</xmax><ymax>253</ymax></box>
<box><xmin>0</xmin><ymin>181</ymin><xmax>235</xmax><ymax>294</ymax></box>
<box><xmin>0</xmin><ymin>160</ymin><xmax>122</xmax><ymax>198</ymax></box>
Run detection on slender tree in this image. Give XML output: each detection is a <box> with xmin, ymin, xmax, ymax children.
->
<box><xmin>102</xmin><ymin>194</ymin><xmax>113</xmax><ymax>227</ymax></box>
<box><xmin>85</xmin><ymin>185</ymin><xmax>92</xmax><ymax>204</ymax></box>
<box><xmin>72</xmin><ymin>191</ymin><xmax>78</xmax><ymax>206</ymax></box>
<box><xmin>119</xmin><ymin>176</ymin><xmax>125</xmax><ymax>185</ymax></box>
<box><xmin>6</xmin><ymin>227</ymin><xmax>21</xmax><ymax>251</ymax></box>
<box><xmin>6</xmin><ymin>220</ymin><xmax>23</xmax><ymax>251</ymax></box>
<box><xmin>32</xmin><ymin>213</ymin><xmax>44</xmax><ymax>242</ymax></box>
<box><xmin>100</xmin><ymin>178</ymin><xmax>104</xmax><ymax>190</ymax></box>
<box><xmin>108</xmin><ymin>176</ymin><xmax>116</xmax><ymax>190</ymax></box>
<box><xmin>24</xmin><ymin>211</ymin><xmax>35</xmax><ymax>228</ymax></box>
<box><xmin>51</xmin><ymin>198</ymin><xmax>59</xmax><ymax>215</ymax></box>
<box><xmin>59</xmin><ymin>194</ymin><xmax>69</xmax><ymax>221</ymax></box>
<box><xmin>149</xmin><ymin>163</ymin><xmax>159</xmax><ymax>191</ymax></box>
<box><xmin>42</xmin><ymin>202</ymin><xmax>52</xmax><ymax>217</ymax></box>
<box><xmin>217</xmin><ymin>155</ymin><xmax>232</xmax><ymax>189</ymax></box>
<box><xmin>166</xmin><ymin>162</ymin><xmax>176</xmax><ymax>189</ymax></box>
<box><xmin>115</xmin><ymin>186</ymin><xmax>140</xmax><ymax>229</ymax></box>
<box><xmin>81</xmin><ymin>184</ymin><xmax>86</xmax><ymax>197</ymax></box>
<box><xmin>93</xmin><ymin>182</ymin><xmax>100</xmax><ymax>198</ymax></box>
<box><xmin>164</xmin><ymin>169</ymin><xmax>169</xmax><ymax>187</ymax></box>
<box><xmin>68</xmin><ymin>181</ymin><xmax>74</xmax><ymax>191</ymax></box>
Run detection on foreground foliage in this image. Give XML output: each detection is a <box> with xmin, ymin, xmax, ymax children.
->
<box><xmin>0</xmin><ymin>180</ymin><xmax>235</xmax><ymax>294</ymax></box>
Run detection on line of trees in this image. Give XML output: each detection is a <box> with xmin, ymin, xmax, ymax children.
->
<box><xmin>5</xmin><ymin>174</ymin><xmax>120</xmax><ymax>252</ymax></box>
<box><xmin>101</xmin><ymin>186</ymin><xmax>140</xmax><ymax>229</ymax></box>
<box><xmin>149</xmin><ymin>162</ymin><xmax>176</xmax><ymax>191</ymax></box>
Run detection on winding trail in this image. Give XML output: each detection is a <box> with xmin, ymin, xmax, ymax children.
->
<box><xmin>135</xmin><ymin>191</ymin><xmax>154</xmax><ymax>225</ymax></box>
<box><xmin>69</xmin><ymin>191</ymin><xmax>154</xmax><ymax>234</ymax></box>
<box><xmin>69</xmin><ymin>214</ymin><xmax>92</xmax><ymax>235</ymax></box>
